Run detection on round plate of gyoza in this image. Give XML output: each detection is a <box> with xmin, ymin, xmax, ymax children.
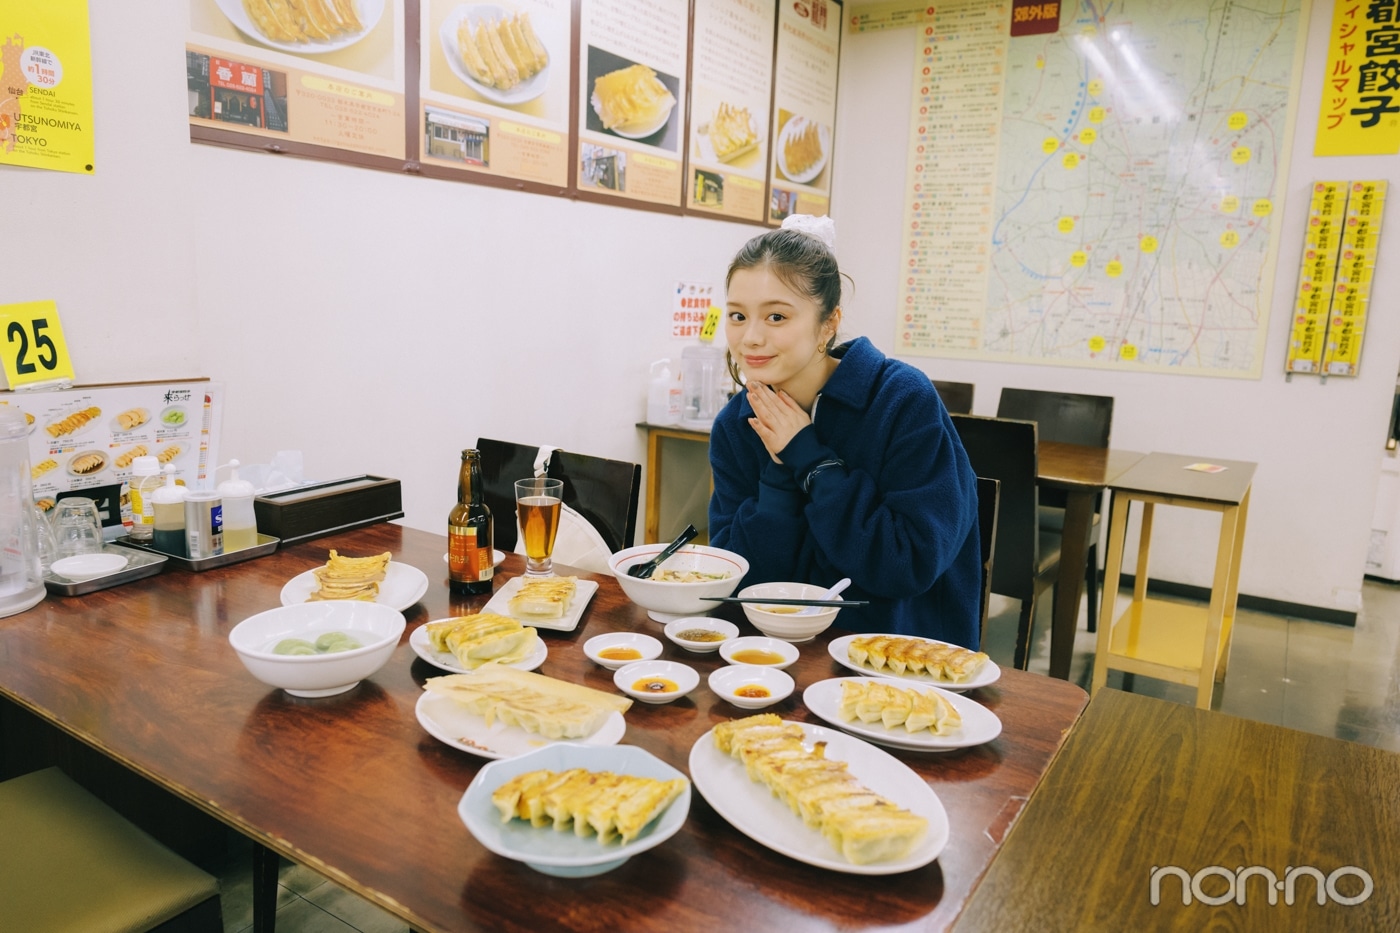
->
<box><xmin>802</xmin><ymin>677</ymin><xmax>1002</xmax><ymax>752</ymax></box>
<box><xmin>688</xmin><ymin>717</ymin><xmax>949</xmax><ymax>875</ymax></box>
<box><xmin>458</xmin><ymin>743</ymin><xmax>691</xmax><ymax>877</ymax></box>
<box><xmin>409</xmin><ymin>622</ymin><xmax>547</xmax><ymax>674</ymax></box>
<box><xmin>827</xmin><ymin>633</ymin><xmax>1000</xmax><ymax>692</ymax></box>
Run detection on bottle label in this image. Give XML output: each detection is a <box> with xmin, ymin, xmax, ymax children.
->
<box><xmin>449</xmin><ymin>528</ymin><xmax>494</xmax><ymax>583</ymax></box>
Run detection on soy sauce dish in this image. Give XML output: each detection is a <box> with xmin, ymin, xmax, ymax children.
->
<box><xmin>707</xmin><ymin>665</ymin><xmax>794</xmax><ymax>710</ymax></box>
<box><xmin>614</xmin><ymin>660</ymin><xmax>699</xmax><ymax>704</ymax></box>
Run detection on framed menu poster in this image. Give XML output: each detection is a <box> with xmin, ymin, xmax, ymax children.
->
<box><xmin>684</xmin><ymin>0</ymin><xmax>776</xmax><ymax>222</ymax></box>
<box><xmin>419</xmin><ymin>0</ymin><xmax>573</xmax><ymax>190</ymax></box>
<box><xmin>769</xmin><ymin>0</ymin><xmax>841</xmax><ymax>223</ymax></box>
<box><xmin>575</xmin><ymin>0</ymin><xmax>689</xmax><ymax>209</ymax></box>
<box><xmin>187</xmin><ymin>0</ymin><xmax>407</xmax><ymax>162</ymax></box>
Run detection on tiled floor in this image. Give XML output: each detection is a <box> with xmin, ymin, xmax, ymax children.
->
<box><xmin>214</xmin><ymin>579</ymin><xmax>1400</xmax><ymax>931</ymax></box>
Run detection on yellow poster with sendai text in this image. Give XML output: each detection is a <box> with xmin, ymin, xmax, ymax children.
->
<box><xmin>0</xmin><ymin>0</ymin><xmax>94</xmax><ymax>174</ymax></box>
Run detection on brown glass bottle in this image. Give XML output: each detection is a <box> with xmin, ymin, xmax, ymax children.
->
<box><xmin>448</xmin><ymin>449</ymin><xmax>494</xmax><ymax>595</ymax></box>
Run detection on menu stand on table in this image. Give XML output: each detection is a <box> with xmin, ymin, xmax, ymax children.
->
<box><xmin>1091</xmin><ymin>453</ymin><xmax>1256</xmax><ymax>709</ymax></box>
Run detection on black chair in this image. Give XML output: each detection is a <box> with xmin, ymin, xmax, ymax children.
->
<box><xmin>476</xmin><ymin>439</ymin><xmax>641</xmax><ymax>555</ymax></box>
<box><xmin>975</xmin><ymin>476</ymin><xmax>1000</xmax><ymax>646</ymax></box>
<box><xmin>548</xmin><ymin>449</ymin><xmax>641</xmax><ymax>554</ymax></box>
<box><xmin>951</xmin><ymin>415</ymin><xmax>1060</xmax><ymax>669</ymax></box>
<box><xmin>932</xmin><ymin>380</ymin><xmax>975</xmax><ymax>415</ymax></box>
<box><xmin>996</xmin><ymin>388</ymin><xmax>1114</xmax><ymax>632</ymax></box>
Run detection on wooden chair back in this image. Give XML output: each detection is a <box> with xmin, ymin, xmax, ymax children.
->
<box><xmin>996</xmin><ymin>388</ymin><xmax>1113</xmax><ymax>448</ymax></box>
<box><xmin>976</xmin><ymin>476</ymin><xmax>1000</xmax><ymax>643</ymax></box>
<box><xmin>932</xmin><ymin>380</ymin><xmax>975</xmax><ymax>415</ymax></box>
<box><xmin>950</xmin><ymin>415</ymin><xmax>1040</xmax><ymax>602</ymax></box>
<box><xmin>476</xmin><ymin>439</ymin><xmax>641</xmax><ymax>553</ymax></box>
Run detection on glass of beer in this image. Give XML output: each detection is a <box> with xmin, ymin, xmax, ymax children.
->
<box><xmin>515</xmin><ymin>477</ymin><xmax>564</xmax><ymax>575</ymax></box>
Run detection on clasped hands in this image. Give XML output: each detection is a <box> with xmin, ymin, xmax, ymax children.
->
<box><xmin>747</xmin><ymin>382</ymin><xmax>810</xmax><ymax>464</ymax></box>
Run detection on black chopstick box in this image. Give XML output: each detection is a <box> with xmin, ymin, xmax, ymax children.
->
<box><xmin>253</xmin><ymin>475</ymin><xmax>403</xmax><ymax>545</ymax></box>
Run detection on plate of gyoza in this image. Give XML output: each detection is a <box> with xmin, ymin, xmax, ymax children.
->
<box><xmin>481</xmin><ymin>574</ymin><xmax>598</xmax><ymax>633</ymax></box>
<box><xmin>827</xmin><ymin>633</ymin><xmax>1000</xmax><ymax>692</ymax></box>
<box><xmin>416</xmin><ymin>667</ymin><xmax>628</xmax><ymax>760</ymax></box>
<box><xmin>802</xmin><ymin>677</ymin><xmax>1002</xmax><ymax>752</ymax></box>
<box><xmin>688</xmin><ymin>714</ymin><xmax>949</xmax><ymax>875</ymax></box>
<box><xmin>410</xmin><ymin>614</ymin><xmax>547</xmax><ymax>674</ymax></box>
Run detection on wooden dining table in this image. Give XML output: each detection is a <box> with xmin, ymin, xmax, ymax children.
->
<box><xmin>1036</xmin><ymin>443</ymin><xmax>1145</xmax><ymax>680</ymax></box>
<box><xmin>952</xmin><ymin>688</ymin><xmax>1400</xmax><ymax>931</ymax></box>
<box><xmin>0</xmin><ymin>523</ymin><xmax>1089</xmax><ymax>933</ymax></box>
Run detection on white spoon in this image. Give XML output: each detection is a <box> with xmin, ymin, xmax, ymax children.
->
<box><xmin>801</xmin><ymin>577</ymin><xmax>851</xmax><ymax>615</ymax></box>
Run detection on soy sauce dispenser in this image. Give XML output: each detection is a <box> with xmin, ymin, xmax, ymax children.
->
<box><xmin>151</xmin><ymin>465</ymin><xmax>188</xmax><ymax>557</ymax></box>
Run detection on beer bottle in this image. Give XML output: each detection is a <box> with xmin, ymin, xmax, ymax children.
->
<box><xmin>448</xmin><ymin>449</ymin><xmax>494</xmax><ymax>595</ymax></box>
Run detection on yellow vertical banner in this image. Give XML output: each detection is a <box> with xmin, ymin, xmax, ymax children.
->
<box><xmin>1322</xmin><ymin>181</ymin><xmax>1388</xmax><ymax>376</ymax></box>
<box><xmin>1286</xmin><ymin>182</ymin><xmax>1347</xmax><ymax>374</ymax></box>
<box><xmin>0</xmin><ymin>0</ymin><xmax>94</xmax><ymax>174</ymax></box>
<box><xmin>1315</xmin><ymin>0</ymin><xmax>1400</xmax><ymax>156</ymax></box>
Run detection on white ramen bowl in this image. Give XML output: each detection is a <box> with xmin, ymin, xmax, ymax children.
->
<box><xmin>609</xmin><ymin>545</ymin><xmax>748</xmax><ymax>622</ymax></box>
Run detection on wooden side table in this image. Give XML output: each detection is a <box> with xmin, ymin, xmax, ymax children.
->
<box><xmin>637</xmin><ymin>422</ymin><xmax>712</xmax><ymax>543</ymax></box>
<box><xmin>1091</xmin><ymin>453</ymin><xmax>1256</xmax><ymax>709</ymax></box>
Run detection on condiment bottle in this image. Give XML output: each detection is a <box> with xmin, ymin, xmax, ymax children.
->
<box><xmin>448</xmin><ymin>449</ymin><xmax>493</xmax><ymax>595</ymax></box>
<box><xmin>217</xmin><ymin>459</ymin><xmax>258</xmax><ymax>552</ymax></box>
<box><xmin>184</xmin><ymin>490</ymin><xmax>224</xmax><ymax>560</ymax></box>
<box><xmin>151</xmin><ymin>465</ymin><xmax>188</xmax><ymax>557</ymax></box>
<box><xmin>647</xmin><ymin>359</ymin><xmax>682</xmax><ymax>425</ymax></box>
<box><xmin>127</xmin><ymin>456</ymin><xmax>162</xmax><ymax>543</ymax></box>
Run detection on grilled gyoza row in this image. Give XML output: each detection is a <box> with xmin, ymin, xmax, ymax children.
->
<box><xmin>491</xmin><ymin>768</ymin><xmax>687</xmax><ymax>845</ymax></box>
<box><xmin>848</xmin><ymin>635</ymin><xmax>989</xmax><ymax>683</ymax></box>
<box><xmin>712</xmin><ymin>714</ymin><xmax>927</xmax><ymax>865</ymax></box>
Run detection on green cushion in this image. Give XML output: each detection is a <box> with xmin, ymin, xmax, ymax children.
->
<box><xmin>0</xmin><ymin>767</ymin><xmax>219</xmax><ymax>933</ymax></box>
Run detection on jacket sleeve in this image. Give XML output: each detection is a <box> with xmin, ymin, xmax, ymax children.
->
<box><xmin>779</xmin><ymin>381</ymin><xmax>976</xmax><ymax>600</ymax></box>
<box><xmin>708</xmin><ymin>412</ymin><xmax>810</xmax><ymax>584</ymax></box>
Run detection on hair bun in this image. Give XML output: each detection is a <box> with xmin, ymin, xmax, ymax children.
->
<box><xmin>780</xmin><ymin>214</ymin><xmax>836</xmax><ymax>254</ymax></box>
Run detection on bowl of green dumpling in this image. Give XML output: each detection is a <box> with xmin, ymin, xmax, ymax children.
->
<box><xmin>228</xmin><ymin>602</ymin><xmax>406</xmax><ymax>697</ymax></box>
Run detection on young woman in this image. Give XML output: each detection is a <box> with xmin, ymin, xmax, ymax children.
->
<box><xmin>708</xmin><ymin>216</ymin><xmax>982</xmax><ymax>648</ymax></box>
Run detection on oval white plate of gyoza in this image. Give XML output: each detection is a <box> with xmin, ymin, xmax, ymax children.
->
<box><xmin>827</xmin><ymin>633</ymin><xmax>1000</xmax><ymax>693</ymax></box>
<box><xmin>802</xmin><ymin>677</ymin><xmax>1002</xmax><ymax>752</ymax></box>
<box><xmin>458</xmin><ymin>743</ymin><xmax>691</xmax><ymax>877</ymax></box>
<box><xmin>688</xmin><ymin>720</ymin><xmax>949</xmax><ymax>874</ymax></box>
<box><xmin>414</xmin><ymin>690</ymin><xmax>625</xmax><ymax>761</ymax></box>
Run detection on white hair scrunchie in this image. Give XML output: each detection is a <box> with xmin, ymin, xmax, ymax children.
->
<box><xmin>780</xmin><ymin>213</ymin><xmax>837</xmax><ymax>254</ymax></box>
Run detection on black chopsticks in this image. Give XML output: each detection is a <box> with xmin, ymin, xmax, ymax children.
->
<box><xmin>699</xmin><ymin>596</ymin><xmax>864</xmax><ymax>608</ymax></box>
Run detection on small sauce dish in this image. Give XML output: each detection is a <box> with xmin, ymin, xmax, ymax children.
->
<box><xmin>708</xmin><ymin>665</ymin><xmax>794</xmax><ymax>710</ymax></box>
<box><xmin>719</xmin><ymin>635</ymin><xmax>799</xmax><ymax>670</ymax></box>
<box><xmin>663</xmin><ymin>617</ymin><xmax>739</xmax><ymax>654</ymax></box>
<box><xmin>613</xmin><ymin>659</ymin><xmax>699</xmax><ymax>704</ymax></box>
<box><xmin>583</xmin><ymin>632</ymin><xmax>663</xmax><ymax>671</ymax></box>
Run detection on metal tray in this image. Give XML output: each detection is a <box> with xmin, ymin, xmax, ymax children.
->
<box><xmin>113</xmin><ymin>533</ymin><xmax>280</xmax><ymax>572</ymax></box>
<box><xmin>44</xmin><ymin>543</ymin><xmax>169</xmax><ymax>596</ymax></box>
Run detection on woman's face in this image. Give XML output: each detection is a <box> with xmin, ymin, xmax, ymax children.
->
<box><xmin>725</xmin><ymin>264</ymin><xmax>837</xmax><ymax>391</ymax></box>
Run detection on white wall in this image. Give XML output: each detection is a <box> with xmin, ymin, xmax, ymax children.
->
<box><xmin>831</xmin><ymin>2</ymin><xmax>1400</xmax><ymax>614</ymax></box>
<box><xmin>1</xmin><ymin>0</ymin><xmax>1391</xmax><ymax>614</ymax></box>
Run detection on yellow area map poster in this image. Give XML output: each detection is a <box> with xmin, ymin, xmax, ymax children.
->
<box><xmin>0</xmin><ymin>0</ymin><xmax>94</xmax><ymax>174</ymax></box>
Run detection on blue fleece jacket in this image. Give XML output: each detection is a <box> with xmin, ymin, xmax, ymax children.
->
<box><xmin>708</xmin><ymin>337</ymin><xmax>982</xmax><ymax>649</ymax></box>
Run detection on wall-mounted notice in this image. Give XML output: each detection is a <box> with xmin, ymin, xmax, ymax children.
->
<box><xmin>1315</xmin><ymin>0</ymin><xmax>1400</xmax><ymax>156</ymax></box>
<box><xmin>1322</xmin><ymin>180</ymin><xmax>1387</xmax><ymax>376</ymax></box>
<box><xmin>576</xmin><ymin>0</ymin><xmax>688</xmax><ymax>208</ymax></box>
<box><xmin>0</xmin><ymin>0</ymin><xmax>95</xmax><ymax>175</ymax></box>
<box><xmin>420</xmin><ymin>0</ymin><xmax>572</xmax><ymax>188</ymax></box>
<box><xmin>846</xmin><ymin>1</ymin><xmax>929</xmax><ymax>34</ymax></box>
<box><xmin>685</xmin><ymin>0</ymin><xmax>775</xmax><ymax>222</ymax></box>
<box><xmin>187</xmin><ymin>0</ymin><xmax>406</xmax><ymax>160</ymax></box>
<box><xmin>895</xmin><ymin>0</ymin><xmax>1007</xmax><ymax>352</ymax></box>
<box><xmin>769</xmin><ymin>0</ymin><xmax>842</xmax><ymax>223</ymax></box>
<box><xmin>1285</xmin><ymin>182</ymin><xmax>1347</xmax><ymax>375</ymax></box>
